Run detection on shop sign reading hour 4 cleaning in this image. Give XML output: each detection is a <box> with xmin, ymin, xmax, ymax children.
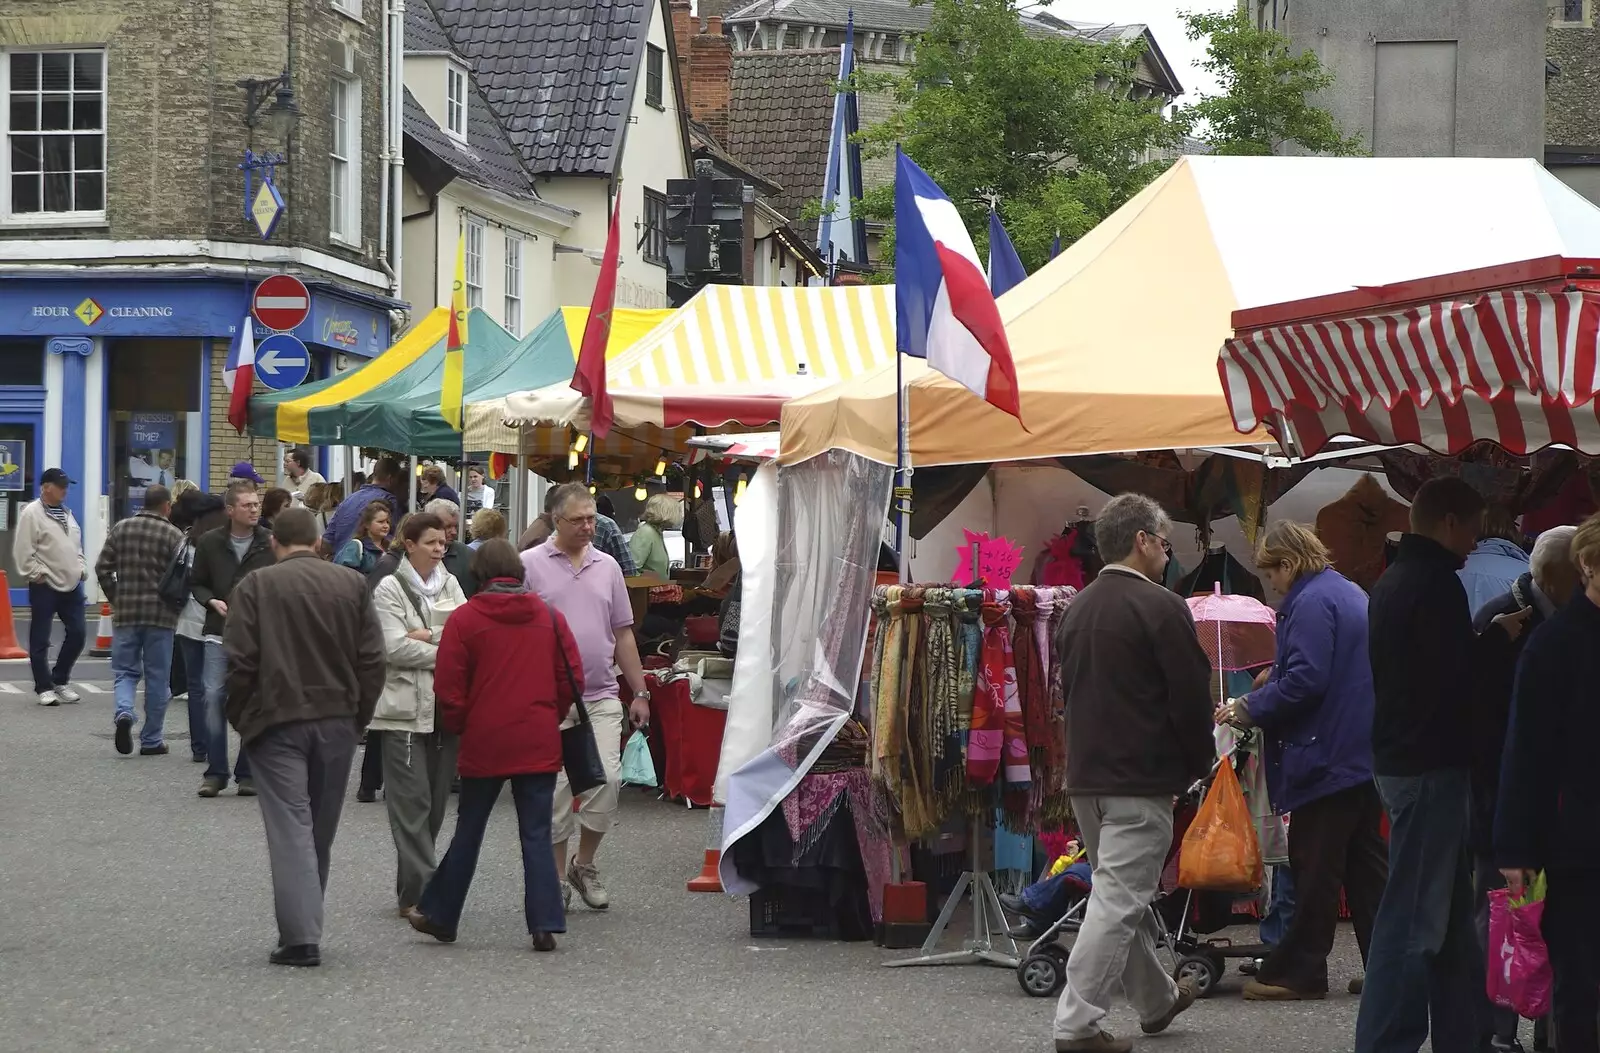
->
<box><xmin>29</xmin><ymin>299</ymin><xmax>175</xmax><ymax>326</ymax></box>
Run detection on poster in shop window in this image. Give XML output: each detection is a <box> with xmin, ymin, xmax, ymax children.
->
<box><xmin>0</xmin><ymin>440</ymin><xmax>24</xmax><ymax>492</ymax></box>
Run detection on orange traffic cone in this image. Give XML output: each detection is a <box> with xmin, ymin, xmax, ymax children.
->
<box><xmin>687</xmin><ymin>805</ymin><xmax>724</xmax><ymax>893</ymax></box>
<box><xmin>89</xmin><ymin>602</ymin><xmax>113</xmax><ymax>658</ymax></box>
<box><xmin>0</xmin><ymin>571</ymin><xmax>26</xmax><ymax>659</ymax></box>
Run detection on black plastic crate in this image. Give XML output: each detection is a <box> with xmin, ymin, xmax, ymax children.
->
<box><xmin>750</xmin><ymin>885</ymin><xmax>849</xmax><ymax>940</ymax></box>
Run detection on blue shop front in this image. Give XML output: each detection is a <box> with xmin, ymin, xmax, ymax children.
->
<box><xmin>0</xmin><ymin>273</ymin><xmax>396</xmax><ymax>608</ymax></box>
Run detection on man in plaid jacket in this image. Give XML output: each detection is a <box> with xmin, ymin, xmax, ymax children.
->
<box><xmin>95</xmin><ymin>484</ymin><xmax>184</xmax><ymax>757</ymax></box>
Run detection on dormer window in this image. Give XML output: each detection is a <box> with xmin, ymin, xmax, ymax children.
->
<box><xmin>446</xmin><ymin>62</ymin><xmax>467</xmax><ymax>140</ymax></box>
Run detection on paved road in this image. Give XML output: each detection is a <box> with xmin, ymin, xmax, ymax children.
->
<box><xmin>3</xmin><ymin>692</ymin><xmax>1415</xmax><ymax>1053</ymax></box>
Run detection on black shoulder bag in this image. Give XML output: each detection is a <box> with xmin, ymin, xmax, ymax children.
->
<box><xmin>554</xmin><ymin>624</ymin><xmax>607</xmax><ymax>794</ymax></box>
<box><xmin>158</xmin><ymin>538</ymin><xmax>192</xmax><ymax>612</ymax></box>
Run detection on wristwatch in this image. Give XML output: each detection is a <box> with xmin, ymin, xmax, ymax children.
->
<box><xmin>634</xmin><ymin>688</ymin><xmax>651</xmax><ymax>703</ymax></box>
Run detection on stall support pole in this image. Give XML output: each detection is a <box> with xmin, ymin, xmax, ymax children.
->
<box><xmin>883</xmin><ymin>816</ymin><xmax>1019</xmax><ymax>970</ymax></box>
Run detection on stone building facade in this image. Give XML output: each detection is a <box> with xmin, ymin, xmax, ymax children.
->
<box><xmin>0</xmin><ymin>0</ymin><xmax>401</xmax><ymax>607</ymax></box>
<box><xmin>1547</xmin><ymin>1</ymin><xmax>1600</xmax><ymax>204</ymax></box>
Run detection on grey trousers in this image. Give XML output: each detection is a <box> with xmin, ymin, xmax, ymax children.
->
<box><xmin>1054</xmin><ymin>795</ymin><xmax>1183</xmax><ymax>1042</ymax></box>
<box><xmin>381</xmin><ymin>730</ymin><xmax>459</xmax><ymax>909</ymax></box>
<box><xmin>246</xmin><ymin>717</ymin><xmax>359</xmax><ymax>948</ymax></box>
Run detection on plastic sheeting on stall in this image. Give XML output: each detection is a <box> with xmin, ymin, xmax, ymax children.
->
<box><xmin>719</xmin><ymin>450</ymin><xmax>893</xmax><ymax>894</ymax></box>
<box><xmin>713</xmin><ymin>461</ymin><xmax>780</xmax><ymax>806</ymax></box>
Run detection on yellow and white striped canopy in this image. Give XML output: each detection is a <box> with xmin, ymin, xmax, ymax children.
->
<box><xmin>467</xmin><ymin>283</ymin><xmax>895</xmax><ymax>476</ymax></box>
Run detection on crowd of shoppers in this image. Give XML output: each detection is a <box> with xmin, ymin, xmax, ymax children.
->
<box><xmin>11</xmin><ymin>459</ymin><xmax>668</xmax><ymax>967</ymax></box>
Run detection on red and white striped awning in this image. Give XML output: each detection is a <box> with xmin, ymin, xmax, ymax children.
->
<box><xmin>1220</xmin><ymin>265</ymin><xmax>1600</xmax><ymax>457</ymax></box>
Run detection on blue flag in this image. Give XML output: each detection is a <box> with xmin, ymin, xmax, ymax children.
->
<box><xmin>987</xmin><ymin>210</ymin><xmax>1027</xmax><ymax>296</ymax></box>
<box><xmin>1050</xmin><ymin>231</ymin><xmax>1062</xmax><ymax>260</ymax></box>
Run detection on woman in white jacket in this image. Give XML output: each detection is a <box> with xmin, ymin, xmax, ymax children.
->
<box><xmin>370</xmin><ymin>511</ymin><xmax>468</xmax><ymax>915</ymax></box>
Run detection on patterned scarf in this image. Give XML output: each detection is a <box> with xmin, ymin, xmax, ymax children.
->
<box><xmin>971</xmin><ymin>590</ymin><xmax>1029</xmax><ymax>791</ymax></box>
<box><xmin>899</xmin><ymin>586</ymin><xmax>938</xmax><ymax>841</ymax></box>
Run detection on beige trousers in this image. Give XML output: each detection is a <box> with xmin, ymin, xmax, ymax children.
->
<box><xmin>552</xmin><ymin>697</ymin><xmax>624</xmax><ymax>843</ymax></box>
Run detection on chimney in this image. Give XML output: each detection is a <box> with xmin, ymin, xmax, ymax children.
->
<box><xmin>689</xmin><ymin>16</ymin><xmax>734</xmax><ymax>141</ymax></box>
<box><xmin>669</xmin><ymin>0</ymin><xmax>694</xmax><ymax>114</ymax></box>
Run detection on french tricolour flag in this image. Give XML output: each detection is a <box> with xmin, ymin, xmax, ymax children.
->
<box><xmin>223</xmin><ymin>314</ymin><xmax>255</xmax><ymax>434</ymax></box>
<box><xmin>894</xmin><ymin>148</ymin><xmax>1023</xmax><ymax>424</ymax></box>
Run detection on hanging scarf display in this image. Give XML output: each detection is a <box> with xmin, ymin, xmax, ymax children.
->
<box><xmin>970</xmin><ymin>591</ymin><xmax>1028</xmax><ymax>794</ymax></box>
<box><xmin>870</xmin><ymin>586</ymin><xmax>908</xmax><ymax>800</ymax></box>
<box><xmin>1009</xmin><ymin>589</ymin><xmax>1051</xmax><ymax>765</ymax></box>
<box><xmin>899</xmin><ymin>587</ymin><xmax>940</xmax><ymax>841</ymax></box>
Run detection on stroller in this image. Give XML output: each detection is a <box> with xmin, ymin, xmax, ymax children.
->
<box><xmin>1015</xmin><ymin>753</ymin><xmax>1270</xmax><ymax>1000</ymax></box>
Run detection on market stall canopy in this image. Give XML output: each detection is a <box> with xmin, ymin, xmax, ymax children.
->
<box><xmin>472</xmin><ymin>283</ymin><xmax>895</xmax><ymax>478</ymax></box>
<box><xmin>463</xmin><ymin>307</ymin><xmax>673</xmax><ymax>454</ymax></box>
<box><xmin>249</xmin><ymin>307</ymin><xmax>520</xmax><ymax>447</ymax></box>
<box><xmin>1215</xmin><ymin>158</ymin><xmax>1600</xmax><ymax>457</ymax></box>
<box><xmin>344</xmin><ymin>307</ymin><xmax>652</xmax><ymax>456</ymax></box>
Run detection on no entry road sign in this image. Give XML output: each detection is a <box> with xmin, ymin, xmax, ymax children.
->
<box><xmin>252</xmin><ymin>274</ymin><xmax>311</xmax><ymax>331</ymax></box>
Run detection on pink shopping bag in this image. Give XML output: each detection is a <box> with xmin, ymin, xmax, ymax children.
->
<box><xmin>1486</xmin><ymin>874</ymin><xmax>1554</xmax><ymax>1020</ymax></box>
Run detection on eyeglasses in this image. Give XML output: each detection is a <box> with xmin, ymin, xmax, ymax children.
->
<box><xmin>1148</xmin><ymin>532</ymin><xmax>1172</xmax><ymax>555</ymax></box>
<box><xmin>559</xmin><ymin>515</ymin><xmax>597</xmax><ymax>527</ymax></box>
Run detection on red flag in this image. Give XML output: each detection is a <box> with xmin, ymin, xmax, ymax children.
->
<box><xmin>225</xmin><ymin>315</ymin><xmax>256</xmax><ymax>435</ymax></box>
<box><xmin>572</xmin><ymin>191</ymin><xmax>623</xmax><ymax>438</ymax></box>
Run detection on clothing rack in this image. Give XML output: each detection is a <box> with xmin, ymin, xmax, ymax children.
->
<box><xmin>866</xmin><ymin>582</ymin><xmax>1079</xmax><ymax>968</ymax></box>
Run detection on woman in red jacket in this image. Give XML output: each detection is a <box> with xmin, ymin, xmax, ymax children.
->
<box><xmin>407</xmin><ymin>539</ymin><xmax>583</xmax><ymax>952</ymax></box>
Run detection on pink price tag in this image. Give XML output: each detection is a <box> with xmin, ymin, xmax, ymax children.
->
<box><xmin>952</xmin><ymin>529</ymin><xmax>1025</xmax><ymax>588</ymax></box>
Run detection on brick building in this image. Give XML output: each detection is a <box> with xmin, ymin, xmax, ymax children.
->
<box><xmin>0</xmin><ymin>0</ymin><xmax>404</xmax><ymax>606</ymax></box>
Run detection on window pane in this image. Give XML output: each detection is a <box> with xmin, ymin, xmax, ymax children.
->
<box><xmin>72</xmin><ymin>98</ymin><xmax>101</xmax><ymax>130</ymax></box>
<box><xmin>11</xmin><ymin>135</ymin><xmax>41</xmax><ymax>173</ymax></box>
<box><xmin>73</xmin><ymin>171</ymin><xmax>103</xmax><ymax>211</ymax></box>
<box><xmin>74</xmin><ymin>134</ymin><xmax>102</xmax><ymax>170</ymax></box>
<box><xmin>73</xmin><ymin>52</ymin><xmax>102</xmax><ymax>91</ymax></box>
<box><xmin>40</xmin><ymin>94</ymin><xmax>69</xmax><ymax>130</ymax></box>
<box><xmin>40</xmin><ymin>53</ymin><xmax>70</xmax><ymax>92</ymax></box>
<box><xmin>41</xmin><ymin>136</ymin><xmax>71</xmax><ymax>172</ymax></box>
<box><xmin>10</xmin><ymin>93</ymin><xmax>37</xmax><ymax>132</ymax></box>
<box><xmin>42</xmin><ymin>171</ymin><xmax>71</xmax><ymax>212</ymax></box>
<box><xmin>12</xmin><ymin>173</ymin><xmax>41</xmax><ymax>213</ymax></box>
<box><xmin>10</xmin><ymin>53</ymin><xmax>38</xmax><ymax>89</ymax></box>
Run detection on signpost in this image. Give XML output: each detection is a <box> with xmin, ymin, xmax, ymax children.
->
<box><xmin>252</xmin><ymin>274</ymin><xmax>311</xmax><ymax>331</ymax></box>
<box><xmin>254</xmin><ymin>333</ymin><xmax>310</xmax><ymax>390</ymax></box>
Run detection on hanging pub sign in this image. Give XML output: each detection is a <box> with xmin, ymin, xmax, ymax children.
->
<box><xmin>239</xmin><ymin>149</ymin><xmax>287</xmax><ymax>240</ymax></box>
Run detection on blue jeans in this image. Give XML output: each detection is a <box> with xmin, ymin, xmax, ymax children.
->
<box><xmin>177</xmin><ymin>636</ymin><xmax>207</xmax><ymax>760</ymax></box>
<box><xmin>202</xmin><ymin>640</ymin><xmax>249</xmax><ymax>784</ymax></box>
<box><xmin>27</xmin><ymin>582</ymin><xmax>86</xmax><ymax>695</ymax></box>
<box><xmin>1355</xmin><ymin>770</ymin><xmax>1486</xmax><ymax>1053</ymax></box>
<box><xmin>1260</xmin><ymin>864</ymin><xmax>1297</xmax><ymax>947</ymax></box>
<box><xmin>111</xmin><ymin>625</ymin><xmax>174</xmax><ymax>750</ymax></box>
<box><xmin>418</xmin><ymin>773</ymin><xmax>565</xmax><ymax>936</ymax></box>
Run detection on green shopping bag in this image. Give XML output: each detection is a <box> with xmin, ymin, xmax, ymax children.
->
<box><xmin>621</xmin><ymin>729</ymin><xmax>657</xmax><ymax>788</ymax></box>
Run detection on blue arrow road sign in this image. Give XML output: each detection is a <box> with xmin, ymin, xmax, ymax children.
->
<box><xmin>255</xmin><ymin>333</ymin><xmax>310</xmax><ymax>390</ymax></box>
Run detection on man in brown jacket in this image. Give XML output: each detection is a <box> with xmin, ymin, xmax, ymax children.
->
<box><xmin>224</xmin><ymin>507</ymin><xmax>385</xmax><ymax>967</ymax></box>
<box><xmin>1051</xmin><ymin>493</ymin><xmax>1216</xmax><ymax>1053</ymax></box>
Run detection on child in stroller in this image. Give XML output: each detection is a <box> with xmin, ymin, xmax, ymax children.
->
<box><xmin>1010</xmin><ymin>760</ymin><xmax>1271</xmax><ymax>1000</ymax></box>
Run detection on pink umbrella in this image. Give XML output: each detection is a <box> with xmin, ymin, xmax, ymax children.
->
<box><xmin>1187</xmin><ymin>584</ymin><xmax>1277</xmax><ymax>704</ymax></box>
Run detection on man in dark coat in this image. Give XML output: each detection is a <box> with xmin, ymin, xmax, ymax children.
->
<box><xmin>189</xmin><ymin>480</ymin><xmax>275</xmax><ymax>798</ymax></box>
<box><xmin>1473</xmin><ymin>525</ymin><xmax>1578</xmax><ymax>1053</ymax></box>
<box><xmin>225</xmin><ymin>508</ymin><xmax>386</xmax><ymax>967</ymax></box>
<box><xmin>1051</xmin><ymin>493</ymin><xmax>1214</xmax><ymax>1053</ymax></box>
<box><xmin>1356</xmin><ymin>478</ymin><xmax>1531</xmax><ymax>1053</ymax></box>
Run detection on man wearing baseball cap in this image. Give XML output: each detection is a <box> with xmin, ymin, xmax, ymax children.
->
<box><xmin>11</xmin><ymin>468</ymin><xmax>87</xmax><ymax>705</ymax></box>
<box><xmin>230</xmin><ymin>462</ymin><xmax>266</xmax><ymax>486</ymax></box>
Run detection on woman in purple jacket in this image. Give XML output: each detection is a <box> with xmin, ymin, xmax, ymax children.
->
<box><xmin>1218</xmin><ymin>521</ymin><xmax>1389</xmax><ymax>1001</ymax></box>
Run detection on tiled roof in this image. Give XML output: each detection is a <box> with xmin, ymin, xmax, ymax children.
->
<box><xmin>725</xmin><ymin>0</ymin><xmax>927</xmax><ymax>33</ymax></box>
<box><xmin>403</xmin><ymin>86</ymin><xmax>539</xmax><ymax>200</ymax></box>
<box><xmin>403</xmin><ymin>0</ymin><xmax>457</xmax><ymax>54</ymax></box>
<box><xmin>723</xmin><ymin>1</ymin><xmax>1179</xmax><ymax>94</ymax></box>
<box><xmin>431</xmin><ymin>0</ymin><xmax>652</xmax><ymax>176</ymax></box>
<box><xmin>725</xmin><ymin>48</ymin><xmax>839</xmax><ymax>226</ymax></box>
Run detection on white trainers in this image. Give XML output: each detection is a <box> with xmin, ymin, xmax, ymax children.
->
<box><xmin>562</xmin><ymin>881</ymin><xmax>572</xmax><ymax>910</ymax></box>
<box><xmin>35</xmin><ymin>690</ymin><xmax>60</xmax><ymax>707</ymax></box>
<box><xmin>53</xmin><ymin>685</ymin><xmax>81</xmax><ymax>704</ymax></box>
<box><xmin>567</xmin><ymin>860</ymin><xmax>610</xmax><ymax>910</ymax></box>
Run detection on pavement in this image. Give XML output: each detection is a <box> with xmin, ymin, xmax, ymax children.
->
<box><xmin>1</xmin><ymin>660</ymin><xmax>1429</xmax><ymax>1053</ymax></box>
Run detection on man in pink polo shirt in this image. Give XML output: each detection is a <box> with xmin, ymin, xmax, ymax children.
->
<box><xmin>521</xmin><ymin>482</ymin><xmax>650</xmax><ymax>911</ymax></box>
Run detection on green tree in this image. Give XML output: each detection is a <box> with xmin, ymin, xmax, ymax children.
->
<box><xmin>849</xmin><ymin>0</ymin><xmax>1181</xmax><ymax>272</ymax></box>
<box><xmin>1176</xmin><ymin>8</ymin><xmax>1363</xmax><ymax>157</ymax></box>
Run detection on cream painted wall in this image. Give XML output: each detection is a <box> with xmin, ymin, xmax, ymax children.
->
<box><xmin>400</xmin><ymin>176</ymin><xmax>572</xmax><ymax>337</ymax></box>
<box><xmin>406</xmin><ymin>55</ymin><xmax>454</xmax><ymax>135</ymax></box>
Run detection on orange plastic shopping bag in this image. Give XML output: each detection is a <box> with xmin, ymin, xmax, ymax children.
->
<box><xmin>1177</xmin><ymin>757</ymin><xmax>1263</xmax><ymax>893</ymax></box>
